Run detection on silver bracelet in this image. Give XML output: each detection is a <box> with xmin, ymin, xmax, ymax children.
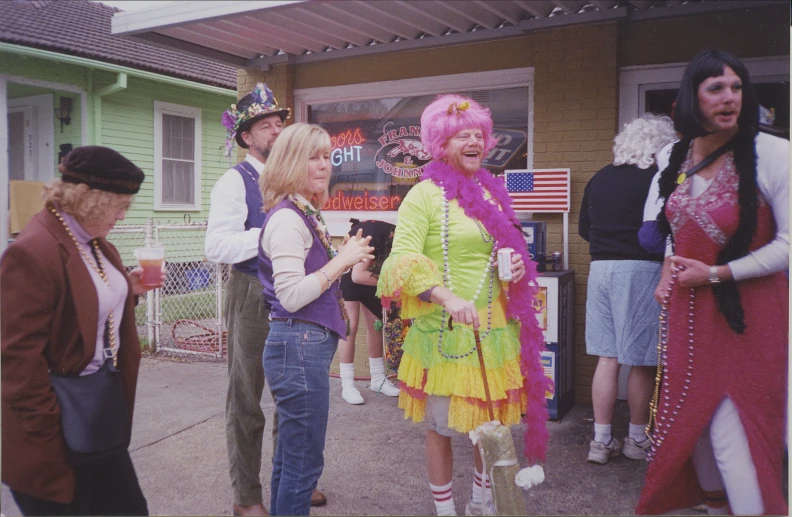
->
<box><xmin>318</xmin><ymin>269</ymin><xmax>333</xmax><ymax>287</ymax></box>
<box><xmin>708</xmin><ymin>265</ymin><xmax>721</xmax><ymax>284</ymax></box>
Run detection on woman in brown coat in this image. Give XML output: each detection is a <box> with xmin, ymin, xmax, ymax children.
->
<box><xmin>1</xmin><ymin>146</ymin><xmax>163</xmax><ymax>516</ymax></box>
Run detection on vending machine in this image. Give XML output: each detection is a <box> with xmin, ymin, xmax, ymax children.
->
<box><xmin>521</xmin><ymin>221</ymin><xmax>546</xmax><ymax>271</ymax></box>
<box><xmin>534</xmin><ymin>270</ymin><xmax>575</xmax><ymax>421</ymax></box>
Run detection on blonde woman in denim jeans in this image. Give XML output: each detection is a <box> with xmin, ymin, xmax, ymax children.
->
<box><xmin>257</xmin><ymin>123</ymin><xmax>374</xmax><ymax>516</ymax></box>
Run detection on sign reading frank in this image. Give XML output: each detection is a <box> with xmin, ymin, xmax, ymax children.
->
<box><xmin>374</xmin><ymin>122</ymin><xmax>431</xmax><ymax>178</ymax></box>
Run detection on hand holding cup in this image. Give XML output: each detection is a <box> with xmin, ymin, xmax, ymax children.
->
<box><xmin>132</xmin><ymin>246</ymin><xmax>166</xmax><ymax>294</ymax></box>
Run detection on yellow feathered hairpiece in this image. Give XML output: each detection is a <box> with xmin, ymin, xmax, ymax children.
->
<box><xmin>447</xmin><ymin>101</ymin><xmax>471</xmax><ymax>115</ymax></box>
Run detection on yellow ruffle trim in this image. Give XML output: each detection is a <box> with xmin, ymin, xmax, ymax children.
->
<box><xmin>377</xmin><ymin>252</ymin><xmax>443</xmax><ymax>319</ymax></box>
<box><xmin>396</xmin><ymin>322</ymin><xmax>529</xmax><ymax>432</ymax></box>
<box><xmin>398</xmin><ymin>390</ymin><xmax>528</xmax><ymax>433</ymax></box>
<box><xmin>399</xmin><ymin>354</ymin><xmax>524</xmax><ymax>400</ymax></box>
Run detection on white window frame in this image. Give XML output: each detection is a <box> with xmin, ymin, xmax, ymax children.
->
<box><xmin>294</xmin><ymin>67</ymin><xmax>534</xmax><ymax>236</ymax></box>
<box><xmin>154</xmin><ymin>101</ymin><xmax>202</xmax><ymax>211</ymax></box>
<box><xmin>619</xmin><ymin>56</ymin><xmax>790</xmax><ymax>129</ymax></box>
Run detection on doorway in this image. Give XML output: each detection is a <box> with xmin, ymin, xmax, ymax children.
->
<box><xmin>7</xmin><ymin>93</ymin><xmax>55</xmax><ymax>182</ymax></box>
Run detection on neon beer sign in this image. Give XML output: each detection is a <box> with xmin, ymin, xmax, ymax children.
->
<box><xmin>330</xmin><ymin>128</ymin><xmax>365</xmax><ymax>166</ymax></box>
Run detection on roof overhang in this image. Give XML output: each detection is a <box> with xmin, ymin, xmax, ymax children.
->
<box><xmin>111</xmin><ymin>0</ymin><xmax>786</xmax><ymax>70</ymax></box>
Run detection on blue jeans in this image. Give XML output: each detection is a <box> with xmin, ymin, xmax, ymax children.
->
<box><xmin>263</xmin><ymin>320</ymin><xmax>338</xmax><ymax>516</ymax></box>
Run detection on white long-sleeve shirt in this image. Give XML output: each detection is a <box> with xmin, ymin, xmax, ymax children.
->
<box><xmin>644</xmin><ymin>132</ymin><xmax>789</xmax><ymax>281</ymax></box>
<box><xmin>260</xmin><ymin>194</ymin><xmax>324</xmax><ymax>313</ymax></box>
<box><xmin>204</xmin><ymin>155</ymin><xmax>265</xmax><ymax>265</ymax></box>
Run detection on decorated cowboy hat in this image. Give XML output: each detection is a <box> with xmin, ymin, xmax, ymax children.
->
<box><xmin>221</xmin><ymin>83</ymin><xmax>290</xmax><ymax>153</ymax></box>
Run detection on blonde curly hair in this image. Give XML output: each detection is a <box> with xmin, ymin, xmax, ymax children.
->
<box><xmin>42</xmin><ymin>179</ymin><xmax>133</xmax><ymax>226</ymax></box>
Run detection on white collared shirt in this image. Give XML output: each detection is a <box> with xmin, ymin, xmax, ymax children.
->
<box><xmin>204</xmin><ymin>154</ymin><xmax>266</xmax><ymax>265</ymax></box>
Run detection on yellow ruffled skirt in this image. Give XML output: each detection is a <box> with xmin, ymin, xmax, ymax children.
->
<box><xmin>396</xmin><ymin>304</ymin><xmax>527</xmax><ymax>433</ymax></box>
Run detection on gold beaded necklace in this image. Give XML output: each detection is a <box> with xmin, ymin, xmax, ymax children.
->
<box><xmin>49</xmin><ymin>205</ymin><xmax>118</xmax><ymax>367</ymax></box>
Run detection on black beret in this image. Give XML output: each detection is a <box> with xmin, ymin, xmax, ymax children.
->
<box><xmin>60</xmin><ymin>146</ymin><xmax>145</xmax><ymax>194</ymax></box>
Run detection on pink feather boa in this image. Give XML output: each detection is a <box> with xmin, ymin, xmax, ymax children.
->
<box><xmin>423</xmin><ymin>160</ymin><xmax>551</xmax><ymax>463</ymax></box>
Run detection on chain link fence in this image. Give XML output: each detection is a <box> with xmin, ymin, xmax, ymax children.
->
<box><xmin>108</xmin><ymin>219</ymin><xmax>226</xmax><ymax>359</ymax></box>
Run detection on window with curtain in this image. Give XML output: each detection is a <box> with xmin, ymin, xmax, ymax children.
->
<box><xmin>154</xmin><ymin>102</ymin><xmax>201</xmax><ymax>210</ymax></box>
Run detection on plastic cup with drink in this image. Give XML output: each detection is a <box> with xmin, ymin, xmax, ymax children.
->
<box><xmin>134</xmin><ymin>246</ymin><xmax>165</xmax><ymax>287</ymax></box>
<box><xmin>497</xmin><ymin>247</ymin><xmax>514</xmax><ymax>281</ymax></box>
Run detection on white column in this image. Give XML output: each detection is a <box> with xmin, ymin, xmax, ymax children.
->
<box><xmin>1</xmin><ymin>77</ymin><xmax>9</xmax><ymax>253</ymax></box>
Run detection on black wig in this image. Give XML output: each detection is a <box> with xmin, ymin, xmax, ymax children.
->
<box><xmin>657</xmin><ymin>49</ymin><xmax>760</xmax><ymax>334</ymax></box>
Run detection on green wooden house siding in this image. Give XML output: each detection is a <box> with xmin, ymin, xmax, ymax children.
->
<box><xmin>3</xmin><ymin>50</ymin><xmax>236</xmax><ymax>263</ymax></box>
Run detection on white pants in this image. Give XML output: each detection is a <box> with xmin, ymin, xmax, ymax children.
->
<box><xmin>691</xmin><ymin>398</ymin><xmax>763</xmax><ymax>515</ymax></box>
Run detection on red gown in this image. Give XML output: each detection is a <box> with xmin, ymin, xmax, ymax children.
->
<box><xmin>636</xmin><ymin>154</ymin><xmax>788</xmax><ymax>515</ymax></box>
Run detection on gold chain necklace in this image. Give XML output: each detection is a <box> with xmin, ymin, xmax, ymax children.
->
<box><xmin>49</xmin><ymin>205</ymin><xmax>118</xmax><ymax>367</ymax></box>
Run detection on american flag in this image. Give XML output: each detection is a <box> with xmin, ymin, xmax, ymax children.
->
<box><xmin>504</xmin><ymin>169</ymin><xmax>570</xmax><ymax>213</ymax></box>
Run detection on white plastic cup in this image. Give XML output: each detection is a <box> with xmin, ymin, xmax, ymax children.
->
<box><xmin>134</xmin><ymin>247</ymin><xmax>165</xmax><ymax>287</ymax></box>
<box><xmin>497</xmin><ymin>247</ymin><xmax>514</xmax><ymax>281</ymax></box>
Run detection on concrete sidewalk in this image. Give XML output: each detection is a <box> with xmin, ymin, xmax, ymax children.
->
<box><xmin>2</xmin><ymin>355</ymin><xmax>675</xmax><ymax>516</ymax></box>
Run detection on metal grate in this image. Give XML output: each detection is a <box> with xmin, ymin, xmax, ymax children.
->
<box><xmin>107</xmin><ymin>218</ymin><xmax>226</xmax><ymax>359</ymax></box>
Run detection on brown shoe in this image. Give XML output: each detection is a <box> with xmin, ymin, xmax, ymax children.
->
<box><xmin>232</xmin><ymin>503</ymin><xmax>269</xmax><ymax>516</ymax></box>
<box><xmin>310</xmin><ymin>489</ymin><xmax>327</xmax><ymax>507</ymax></box>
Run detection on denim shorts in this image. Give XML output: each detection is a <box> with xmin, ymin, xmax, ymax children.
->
<box><xmin>585</xmin><ymin>260</ymin><xmax>661</xmax><ymax>366</ymax></box>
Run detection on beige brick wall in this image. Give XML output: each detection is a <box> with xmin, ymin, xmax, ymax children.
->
<box><xmin>531</xmin><ymin>22</ymin><xmax>619</xmax><ymax>403</ymax></box>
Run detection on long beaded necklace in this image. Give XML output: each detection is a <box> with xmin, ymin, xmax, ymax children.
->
<box><xmin>290</xmin><ymin>196</ymin><xmax>351</xmax><ymax>335</ymax></box>
<box><xmin>49</xmin><ymin>205</ymin><xmax>118</xmax><ymax>368</ymax></box>
<box><xmin>645</xmin><ymin>265</ymin><xmax>696</xmax><ymax>461</ymax></box>
<box><xmin>436</xmin><ymin>184</ymin><xmax>496</xmax><ymax>360</ymax></box>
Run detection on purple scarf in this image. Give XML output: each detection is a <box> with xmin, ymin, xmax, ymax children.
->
<box><xmin>424</xmin><ymin>160</ymin><xmax>551</xmax><ymax>463</ymax></box>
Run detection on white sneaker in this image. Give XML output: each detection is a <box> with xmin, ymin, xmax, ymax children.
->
<box><xmin>587</xmin><ymin>438</ymin><xmax>622</xmax><ymax>464</ymax></box>
<box><xmin>370</xmin><ymin>377</ymin><xmax>400</xmax><ymax>397</ymax></box>
<box><xmin>341</xmin><ymin>385</ymin><xmax>364</xmax><ymax>405</ymax></box>
<box><xmin>623</xmin><ymin>436</ymin><xmax>651</xmax><ymax>460</ymax></box>
<box><xmin>464</xmin><ymin>498</ymin><xmax>496</xmax><ymax>516</ymax></box>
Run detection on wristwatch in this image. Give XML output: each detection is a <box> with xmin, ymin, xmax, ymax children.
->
<box><xmin>708</xmin><ymin>265</ymin><xmax>721</xmax><ymax>284</ymax></box>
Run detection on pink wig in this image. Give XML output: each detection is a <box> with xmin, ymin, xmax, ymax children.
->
<box><xmin>420</xmin><ymin>94</ymin><xmax>496</xmax><ymax>160</ymax></box>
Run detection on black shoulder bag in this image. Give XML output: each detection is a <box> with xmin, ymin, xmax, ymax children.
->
<box><xmin>50</xmin><ymin>328</ymin><xmax>131</xmax><ymax>466</ymax></box>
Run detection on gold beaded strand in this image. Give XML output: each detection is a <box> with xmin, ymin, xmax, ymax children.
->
<box><xmin>50</xmin><ymin>205</ymin><xmax>118</xmax><ymax>367</ymax></box>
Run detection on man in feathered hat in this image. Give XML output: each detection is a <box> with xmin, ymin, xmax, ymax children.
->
<box><xmin>206</xmin><ymin>84</ymin><xmax>326</xmax><ymax>516</ymax></box>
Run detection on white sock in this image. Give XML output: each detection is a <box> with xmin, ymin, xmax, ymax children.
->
<box><xmin>594</xmin><ymin>423</ymin><xmax>612</xmax><ymax>444</ymax></box>
<box><xmin>629</xmin><ymin>423</ymin><xmax>648</xmax><ymax>443</ymax></box>
<box><xmin>340</xmin><ymin>362</ymin><xmax>355</xmax><ymax>388</ymax></box>
<box><xmin>430</xmin><ymin>481</ymin><xmax>456</xmax><ymax>516</ymax></box>
<box><xmin>471</xmin><ymin>469</ymin><xmax>491</xmax><ymax>505</ymax></box>
<box><xmin>369</xmin><ymin>356</ymin><xmax>386</xmax><ymax>381</ymax></box>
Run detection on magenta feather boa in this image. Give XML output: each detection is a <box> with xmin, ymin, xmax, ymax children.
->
<box><xmin>423</xmin><ymin>160</ymin><xmax>551</xmax><ymax>463</ymax></box>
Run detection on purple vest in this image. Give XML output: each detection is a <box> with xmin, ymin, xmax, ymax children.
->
<box><xmin>232</xmin><ymin>161</ymin><xmax>266</xmax><ymax>276</ymax></box>
<box><xmin>258</xmin><ymin>200</ymin><xmax>347</xmax><ymax>338</ymax></box>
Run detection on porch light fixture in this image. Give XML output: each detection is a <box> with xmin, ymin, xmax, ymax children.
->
<box><xmin>55</xmin><ymin>96</ymin><xmax>72</xmax><ymax>133</ymax></box>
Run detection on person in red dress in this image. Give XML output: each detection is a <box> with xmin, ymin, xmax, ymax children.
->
<box><xmin>636</xmin><ymin>50</ymin><xmax>789</xmax><ymax>515</ymax></box>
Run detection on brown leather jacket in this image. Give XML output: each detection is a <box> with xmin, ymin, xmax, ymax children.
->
<box><xmin>1</xmin><ymin>208</ymin><xmax>141</xmax><ymax>503</ymax></box>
